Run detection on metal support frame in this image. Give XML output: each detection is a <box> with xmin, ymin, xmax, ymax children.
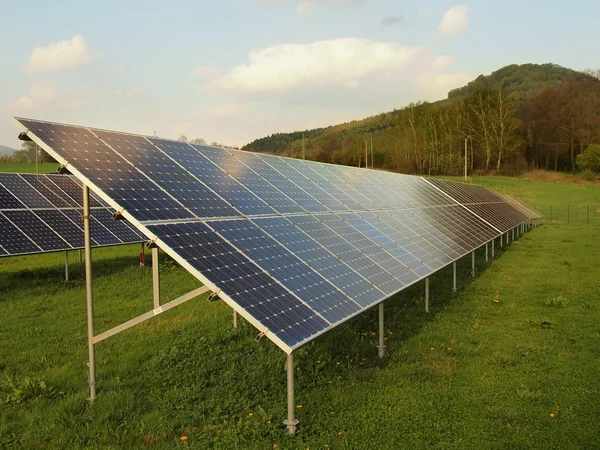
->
<box><xmin>79</xmin><ymin>249</ymin><xmax>83</xmax><ymax>265</ymax></box>
<box><xmin>512</xmin><ymin>228</ymin><xmax>515</xmax><ymax>241</ymax></box>
<box><xmin>491</xmin><ymin>239</ymin><xmax>495</xmax><ymax>258</ymax></box>
<box><xmin>471</xmin><ymin>251</ymin><xmax>475</xmax><ymax>277</ymax></box>
<box><xmin>452</xmin><ymin>262</ymin><xmax>457</xmax><ymax>292</ymax></box>
<box><xmin>152</xmin><ymin>247</ymin><xmax>160</xmax><ymax>309</ymax></box>
<box><xmin>485</xmin><ymin>242</ymin><xmax>489</xmax><ymax>262</ymax></box>
<box><xmin>283</xmin><ymin>352</ymin><xmax>299</xmax><ymax>434</ymax></box>
<box><xmin>500</xmin><ymin>233</ymin><xmax>503</xmax><ymax>248</ymax></box>
<box><xmin>425</xmin><ymin>277</ymin><xmax>430</xmax><ymax>313</ymax></box>
<box><xmin>233</xmin><ymin>310</ymin><xmax>238</xmax><ymax>329</ymax></box>
<box><xmin>93</xmin><ymin>286</ymin><xmax>209</xmax><ymax>344</ymax></box>
<box><xmin>64</xmin><ymin>251</ymin><xmax>69</xmax><ymax>281</ymax></box>
<box><xmin>83</xmin><ymin>185</ymin><xmax>96</xmax><ymax>402</ymax></box>
<box><xmin>378</xmin><ymin>302</ymin><xmax>386</xmax><ymax>358</ymax></box>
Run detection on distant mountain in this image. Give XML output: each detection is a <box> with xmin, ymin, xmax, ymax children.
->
<box><xmin>0</xmin><ymin>145</ymin><xmax>16</xmax><ymax>156</ymax></box>
<box><xmin>243</xmin><ymin>63</ymin><xmax>584</xmax><ymax>155</ymax></box>
<box><xmin>447</xmin><ymin>63</ymin><xmax>578</xmax><ymax>99</ymax></box>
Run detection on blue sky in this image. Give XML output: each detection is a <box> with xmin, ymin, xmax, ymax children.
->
<box><xmin>1</xmin><ymin>0</ymin><xmax>598</xmax><ymax>149</ymax></box>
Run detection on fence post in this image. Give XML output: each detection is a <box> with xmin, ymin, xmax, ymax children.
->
<box><xmin>587</xmin><ymin>205</ymin><xmax>590</xmax><ymax>225</ymax></box>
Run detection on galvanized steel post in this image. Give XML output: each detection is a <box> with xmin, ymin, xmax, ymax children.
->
<box><xmin>378</xmin><ymin>302</ymin><xmax>385</xmax><ymax>358</ymax></box>
<box><xmin>152</xmin><ymin>247</ymin><xmax>160</xmax><ymax>309</ymax></box>
<box><xmin>83</xmin><ymin>185</ymin><xmax>96</xmax><ymax>402</ymax></box>
<box><xmin>452</xmin><ymin>262</ymin><xmax>457</xmax><ymax>292</ymax></box>
<box><xmin>425</xmin><ymin>277</ymin><xmax>430</xmax><ymax>313</ymax></box>
<box><xmin>284</xmin><ymin>353</ymin><xmax>299</xmax><ymax>434</ymax></box>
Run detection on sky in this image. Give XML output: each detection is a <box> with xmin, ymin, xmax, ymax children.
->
<box><xmin>0</xmin><ymin>0</ymin><xmax>598</xmax><ymax>150</ymax></box>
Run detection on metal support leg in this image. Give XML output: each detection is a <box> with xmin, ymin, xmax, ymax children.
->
<box><xmin>79</xmin><ymin>249</ymin><xmax>83</xmax><ymax>265</ymax></box>
<box><xmin>425</xmin><ymin>277</ymin><xmax>430</xmax><ymax>313</ymax></box>
<box><xmin>283</xmin><ymin>352</ymin><xmax>299</xmax><ymax>434</ymax></box>
<box><xmin>378</xmin><ymin>302</ymin><xmax>385</xmax><ymax>358</ymax></box>
<box><xmin>452</xmin><ymin>262</ymin><xmax>457</xmax><ymax>292</ymax></box>
<box><xmin>83</xmin><ymin>185</ymin><xmax>96</xmax><ymax>402</ymax></box>
<box><xmin>512</xmin><ymin>228</ymin><xmax>515</xmax><ymax>241</ymax></box>
<box><xmin>500</xmin><ymin>233</ymin><xmax>503</xmax><ymax>248</ymax></box>
<box><xmin>471</xmin><ymin>251</ymin><xmax>475</xmax><ymax>277</ymax></box>
<box><xmin>233</xmin><ymin>310</ymin><xmax>238</xmax><ymax>329</ymax></box>
<box><xmin>491</xmin><ymin>239</ymin><xmax>495</xmax><ymax>258</ymax></box>
<box><xmin>64</xmin><ymin>251</ymin><xmax>69</xmax><ymax>281</ymax></box>
<box><xmin>485</xmin><ymin>243</ymin><xmax>489</xmax><ymax>262</ymax></box>
<box><xmin>152</xmin><ymin>247</ymin><xmax>160</xmax><ymax>309</ymax></box>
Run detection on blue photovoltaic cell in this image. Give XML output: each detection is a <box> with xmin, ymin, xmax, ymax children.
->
<box><xmin>21</xmin><ymin>175</ymin><xmax>74</xmax><ymax>208</ymax></box>
<box><xmin>188</xmin><ymin>143</ymin><xmax>278</xmax><ymax>216</ymax></box>
<box><xmin>0</xmin><ymin>183</ymin><xmax>26</xmax><ymax>209</ymax></box>
<box><xmin>33</xmin><ymin>209</ymin><xmax>85</xmax><ymax>248</ymax></box>
<box><xmin>45</xmin><ymin>174</ymin><xmax>104</xmax><ymax>208</ymax></box>
<box><xmin>245</xmin><ymin>155</ymin><xmax>329</xmax><ymax>213</ymax></box>
<box><xmin>210</xmin><ymin>219</ymin><xmax>361</xmax><ymax>323</ymax></box>
<box><xmin>60</xmin><ymin>209</ymin><xmax>104</xmax><ymax>247</ymax></box>
<box><xmin>97</xmin><ymin>133</ymin><xmax>240</xmax><ymax>219</ymax></box>
<box><xmin>261</xmin><ymin>156</ymin><xmax>348</xmax><ymax>212</ymax></box>
<box><xmin>253</xmin><ymin>217</ymin><xmax>384</xmax><ymax>307</ymax></box>
<box><xmin>290</xmin><ymin>214</ymin><xmax>403</xmax><ymax>295</ymax></box>
<box><xmin>147</xmin><ymin>221</ymin><xmax>328</xmax><ymax>347</ymax></box>
<box><xmin>18</xmin><ymin>119</ymin><xmax>193</xmax><ymax>222</ymax></box>
<box><xmin>209</xmin><ymin>149</ymin><xmax>305</xmax><ymax>215</ymax></box>
<box><xmin>0</xmin><ymin>173</ymin><xmax>53</xmax><ymax>208</ymax></box>
<box><xmin>0</xmin><ymin>213</ymin><xmax>41</xmax><ymax>255</ymax></box>
<box><xmin>2</xmin><ymin>210</ymin><xmax>69</xmax><ymax>251</ymax></box>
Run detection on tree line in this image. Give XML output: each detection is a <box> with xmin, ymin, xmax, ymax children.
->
<box><xmin>244</xmin><ymin>64</ymin><xmax>600</xmax><ymax>176</ymax></box>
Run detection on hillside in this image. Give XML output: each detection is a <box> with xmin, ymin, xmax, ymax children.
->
<box><xmin>242</xmin><ymin>63</ymin><xmax>600</xmax><ymax>175</ymax></box>
<box><xmin>0</xmin><ymin>145</ymin><xmax>16</xmax><ymax>156</ymax></box>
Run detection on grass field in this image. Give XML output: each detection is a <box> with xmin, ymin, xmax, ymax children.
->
<box><xmin>1</xmin><ymin>173</ymin><xmax>599</xmax><ymax>448</ymax></box>
<box><xmin>0</xmin><ymin>162</ymin><xmax>59</xmax><ymax>174</ymax></box>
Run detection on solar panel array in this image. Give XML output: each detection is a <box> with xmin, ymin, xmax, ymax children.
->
<box><xmin>0</xmin><ymin>173</ymin><xmax>144</xmax><ymax>257</ymax></box>
<box><xmin>424</xmin><ymin>178</ymin><xmax>528</xmax><ymax>231</ymax></box>
<box><xmin>14</xmin><ymin>117</ymin><xmax>528</xmax><ymax>353</ymax></box>
<box><xmin>494</xmin><ymin>191</ymin><xmax>544</xmax><ymax>220</ymax></box>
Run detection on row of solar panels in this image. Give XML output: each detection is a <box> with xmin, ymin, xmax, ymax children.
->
<box><xmin>15</xmin><ymin>117</ymin><xmax>535</xmax><ymax>352</ymax></box>
<box><xmin>0</xmin><ymin>173</ymin><xmax>144</xmax><ymax>256</ymax></box>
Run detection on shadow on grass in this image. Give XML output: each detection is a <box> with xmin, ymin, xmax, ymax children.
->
<box><xmin>0</xmin><ymin>253</ymin><xmax>145</xmax><ymax>296</ymax></box>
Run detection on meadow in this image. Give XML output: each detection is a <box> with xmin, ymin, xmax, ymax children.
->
<box><xmin>0</xmin><ymin>167</ymin><xmax>599</xmax><ymax>449</ymax></box>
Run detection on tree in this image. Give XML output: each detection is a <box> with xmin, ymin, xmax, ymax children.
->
<box><xmin>12</xmin><ymin>141</ymin><xmax>56</xmax><ymax>163</ymax></box>
<box><xmin>178</xmin><ymin>134</ymin><xmax>188</xmax><ymax>142</ymax></box>
<box><xmin>191</xmin><ymin>137</ymin><xmax>206</xmax><ymax>144</ymax></box>
<box><xmin>576</xmin><ymin>144</ymin><xmax>600</xmax><ymax>174</ymax></box>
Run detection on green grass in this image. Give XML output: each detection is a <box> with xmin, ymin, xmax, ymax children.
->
<box><xmin>1</xmin><ymin>177</ymin><xmax>600</xmax><ymax>448</ymax></box>
<box><xmin>0</xmin><ymin>162</ymin><xmax>59</xmax><ymax>174</ymax></box>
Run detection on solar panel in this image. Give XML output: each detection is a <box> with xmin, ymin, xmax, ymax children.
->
<box><xmin>0</xmin><ymin>173</ymin><xmax>144</xmax><ymax>257</ymax></box>
<box><xmin>14</xmin><ymin>117</ymin><xmax>529</xmax><ymax>352</ymax></box>
<box><xmin>423</xmin><ymin>178</ymin><xmax>528</xmax><ymax>232</ymax></box>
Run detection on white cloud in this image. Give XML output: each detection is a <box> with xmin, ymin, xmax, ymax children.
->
<box><xmin>192</xmin><ymin>65</ymin><xmax>220</xmax><ymax>77</ymax></box>
<box><xmin>296</xmin><ymin>1</ymin><xmax>315</xmax><ymax>15</ymax></box>
<box><xmin>211</xmin><ymin>38</ymin><xmax>422</xmax><ymax>92</ymax></box>
<box><xmin>25</xmin><ymin>35</ymin><xmax>96</xmax><ymax>73</ymax></box>
<box><xmin>9</xmin><ymin>82</ymin><xmax>92</xmax><ymax>113</ymax></box>
<box><xmin>212</xmin><ymin>104</ymin><xmax>248</xmax><ymax>118</ymax></box>
<box><xmin>9</xmin><ymin>83</ymin><xmax>61</xmax><ymax>112</ymax></box>
<box><xmin>438</xmin><ymin>5</ymin><xmax>470</xmax><ymax>36</ymax></box>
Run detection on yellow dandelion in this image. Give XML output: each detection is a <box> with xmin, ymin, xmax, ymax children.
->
<box><xmin>328</xmin><ymin>380</ymin><xmax>333</xmax><ymax>384</ymax></box>
<box><xmin>297</xmin><ymin>404</ymin><xmax>303</xmax><ymax>409</ymax></box>
<box><xmin>448</xmin><ymin>347</ymin><xmax>452</xmax><ymax>351</ymax></box>
<box><xmin>273</xmin><ymin>445</ymin><xmax>278</xmax><ymax>449</ymax></box>
<box><xmin>336</xmin><ymin>361</ymin><xmax>341</xmax><ymax>365</ymax></box>
<box><xmin>267</xmin><ymin>421</ymin><xmax>271</xmax><ymax>424</ymax></box>
<box><xmin>384</xmin><ymin>337</ymin><xmax>388</xmax><ymax>341</ymax></box>
<box><xmin>329</xmin><ymin>411</ymin><xmax>335</xmax><ymax>416</ymax></box>
<box><xmin>550</xmin><ymin>413</ymin><xmax>555</xmax><ymax>418</ymax></box>
<box><xmin>316</xmin><ymin>360</ymin><xmax>321</xmax><ymax>364</ymax></box>
<box><xmin>248</xmin><ymin>413</ymin><xmax>254</xmax><ymax>417</ymax></box>
<box><xmin>180</xmin><ymin>436</ymin><xmax>188</xmax><ymax>442</ymax></box>
<box><xmin>430</xmin><ymin>347</ymin><xmax>435</xmax><ymax>350</ymax></box>
<box><xmin>338</xmin><ymin>432</ymin><xmax>342</xmax><ymax>438</ymax></box>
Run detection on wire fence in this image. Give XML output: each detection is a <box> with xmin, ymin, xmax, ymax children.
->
<box><xmin>534</xmin><ymin>205</ymin><xmax>600</xmax><ymax>225</ymax></box>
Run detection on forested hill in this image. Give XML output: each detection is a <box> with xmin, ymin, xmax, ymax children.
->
<box><xmin>447</xmin><ymin>63</ymin><xmax>577</xmax><ymax>99</ymax></box>
<box><xmin>242</xmin><ymin>63</ymin><xmax>600</xmax><ymax>175</ymax></box>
